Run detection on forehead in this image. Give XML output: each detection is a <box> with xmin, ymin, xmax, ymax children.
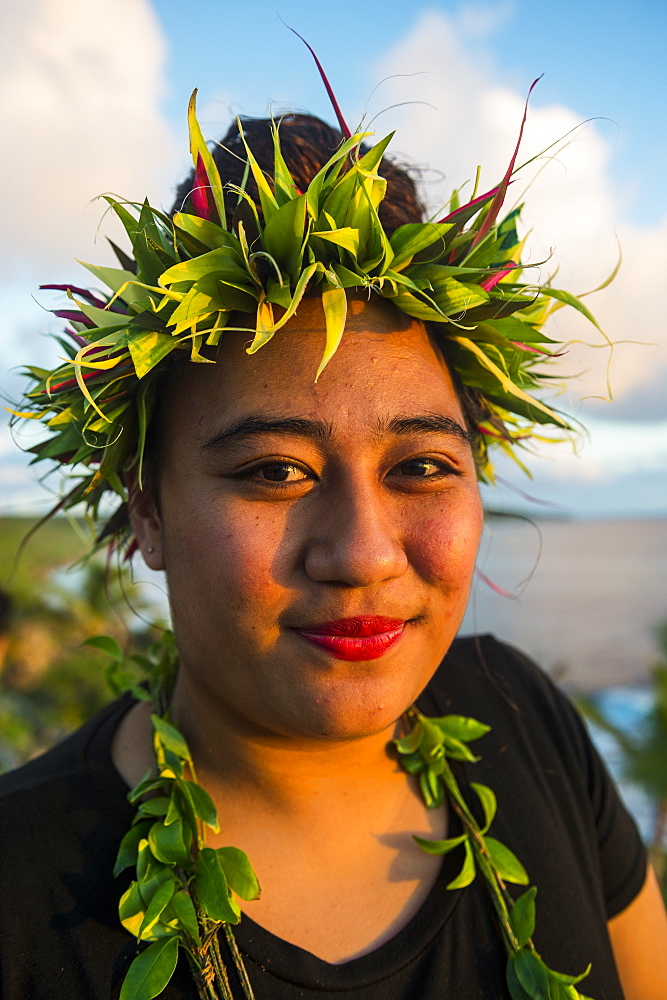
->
<box><xmin>162</xmin><ymin>297</ymin><xmax>466</xmax><ymax>443</ymax></box>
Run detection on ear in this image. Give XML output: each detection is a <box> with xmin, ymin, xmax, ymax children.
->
<box><xmin>125</xmin><ymin>466</ymin><xmax>165</xmax><ymax>571</ymax></box>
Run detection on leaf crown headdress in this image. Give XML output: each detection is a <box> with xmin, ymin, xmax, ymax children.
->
<box><xmin>14</xmin><ymin>74</ymin><xmax>602</xmax><ymax>556</ymax></box>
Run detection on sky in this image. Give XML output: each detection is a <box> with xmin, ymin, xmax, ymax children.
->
<box><xmin>1</xmin><ymin>0</ymin><xmax>666</xmax><ymax>520</ymax></box>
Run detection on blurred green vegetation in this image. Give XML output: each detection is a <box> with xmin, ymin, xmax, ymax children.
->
<box><xmin>577</xmin><ymin>619</ymin><xmax>667</xmax><ymax>903</ymax></box>
<box><xmin>0</xmin><ymin>516</ymin><xmax>162</xmax><ymax>771</ymax></box>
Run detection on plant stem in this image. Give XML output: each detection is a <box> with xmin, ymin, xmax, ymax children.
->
<box><xmin>210</xmin><ymin>932</ymin><xmax>236</xmax><ymax>1000</ymax></box>
<box><xmin>223</xmin><ymin>925</ymin><xmax>256</xmax><ymax>1000</ymax></box>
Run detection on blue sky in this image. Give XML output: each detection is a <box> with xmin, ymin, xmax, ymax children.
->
<box><xmin>1</xmin><ymin>0</ymin><xmax>666</xmax><ymax>519</ymax></box>
<box><xmin>155</xmin><ymin>0</ymin><xmax>667</xmax><ymax>225</ymax></box>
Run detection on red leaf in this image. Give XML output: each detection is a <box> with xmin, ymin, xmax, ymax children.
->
<box><xmin>286</xmin><ymin>26</ymin><xmax>351</xmax><ymax>138</ymax></box>
<box><xmin>469</xmin><ymin>76</ymin><xmax>543</xmax><ymax>251</ymax></box>
<box><xmin>437</xmin><ymin>185</ymin><xmax>501</xmax><ymax>225</ymax></box>
<box><xmin>191</xmin><ymin>152</ymin><xmax>220</xmax><ymax>223</ymax></box>
<box><xmin>480</xmin><ymin>263</ymin><xmax>516</xmax><ymax>291</ymax></box>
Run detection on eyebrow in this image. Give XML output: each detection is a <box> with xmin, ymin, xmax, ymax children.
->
<box><xmin>201</xmin><ymin>412</ymin><xmax>472</xmax><ymax>452</ymax></box>
<box><xmin>386</xmin><ymin>415</ymin><xmax>473</xmax><ymax>446</ymax></box>
<box><xmin>201</xmin><ymin>417</ymin><xmax>333</xmax><ymax>452</ymax></box>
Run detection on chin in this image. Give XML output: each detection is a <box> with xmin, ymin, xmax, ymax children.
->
<box><xmin>285</xmin><ymin>673</ymin><xmax>416</xmax><ymax>742</ymax></box>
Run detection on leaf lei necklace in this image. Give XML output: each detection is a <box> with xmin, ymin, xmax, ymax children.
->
<box><xmin>105</xmin><ymin>634</ymin><xmax>596</xmax><ymax>1000</ymax></box>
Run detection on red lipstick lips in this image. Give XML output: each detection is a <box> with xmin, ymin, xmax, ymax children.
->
<box><xmin>297</xmin><ymin>616</ymin><xmax>405</xmax><ymax>661</ymax></box>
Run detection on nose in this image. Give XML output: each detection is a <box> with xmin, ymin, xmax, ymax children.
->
<box><xmin>303</xmin><ymin>478</ymin><xmax>408</xmax><ymax>587</ymax></box>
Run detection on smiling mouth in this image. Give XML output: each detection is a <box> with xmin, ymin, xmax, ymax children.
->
<box><xmin>296</xmin><ymin>616</ymin><xmax>406</xmax><ymax>661</ymax></box>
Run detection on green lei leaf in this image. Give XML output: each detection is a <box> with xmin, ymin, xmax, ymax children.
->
<box><xmin>119</xmin><ymin>935</ymin><xmax>180</xmax><ymax>1000</ymax></box>
<box><xmin>110</xmin><ymin>633</ymin><xmax>258</xmax><ymax>1000</ymax></box>
<box><xmin>394</xmin><ymin>709</ymin><xmax>597</xmax><ymax>1000</ymax></box>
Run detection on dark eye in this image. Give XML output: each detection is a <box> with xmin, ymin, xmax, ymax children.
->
<box><xmin>257</xmin><ymin>462</ymin><xmax>307</xmax><ymax>483</ymax></box>
<box><xmin>393</xmin><ymin>458</ymin><xmax>449</xmax><ymax>477</ymax></box>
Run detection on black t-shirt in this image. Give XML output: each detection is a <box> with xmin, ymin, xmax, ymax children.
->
<box><xmin>0</xmin><ymin>636</ymin><xmax>645</xmax><ymax>999</ymax></box>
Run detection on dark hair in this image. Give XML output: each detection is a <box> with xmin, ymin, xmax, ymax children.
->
<box><xmin>170</xmin><ymin>113</ymin><xmax>427</xmax><ymax>235</ymax></box>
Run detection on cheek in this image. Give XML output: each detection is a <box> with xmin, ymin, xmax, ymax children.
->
<box><xmin>407</xmin><ymin>499</ymin><xmax>483</xmax><ymax>586</ymax></box>
<box><xmin>163</xmin><ymin>505</ymin><xmax>289</xmax><ymax>619</ymax></box>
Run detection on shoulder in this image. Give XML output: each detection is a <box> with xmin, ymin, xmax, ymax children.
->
<box><xmin>421</xmin><ymin>634</ymin><xmax>607</xmax><ymax>822</ymax></box>
<box><xmin>426</xmin><ymin>635</ymin><xmax>647</xmax><ymax>921</ymax></box>
<box><xmin>0</xmin><ymin>694</ymin><xmax>135</xmax><ymax>867</ymax></box>
<box><xmin>424</xmin><ymin>633</ymin><xmax>579</xmax><ymax>730</ymax></box>
<box><xmin>0</xmin><ymin>691</ymin><xmax>132</xmax><ymax>792</ymax></box>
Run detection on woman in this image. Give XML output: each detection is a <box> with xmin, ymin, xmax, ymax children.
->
<box><xmin>3</xmin><ymin>90</ymin><xmax>666</xmax><ymax>1000</ymax></box>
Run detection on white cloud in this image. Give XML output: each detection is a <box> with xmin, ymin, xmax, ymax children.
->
<box><xmin>456</xmin><ymin>1</ymin><xmax>517</xmax><ymax>37</ymax></box>
<box><xmin>0</xmin><ymin>0</ymin><xmax>179</xmax><ymax>276</ymax></box>
<box><xmin>371</xmin><ymin>8</ymin><xmax>667</xmax><ymax>417</ymax></box>
<box><xmin>529</xmin><ymin>418</ymin><xmax>667</xmax><ymax>483</ymax></box>
<box><xmin>0</xmin><ymin>0</ymin><xmax>182</xmax><ymax>512</ymax></box>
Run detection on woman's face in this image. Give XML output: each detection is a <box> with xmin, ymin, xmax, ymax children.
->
<box><xmin>135</xmin><ymin>297</ymin><xmax>483</xmax><ymax>742</ymax></box>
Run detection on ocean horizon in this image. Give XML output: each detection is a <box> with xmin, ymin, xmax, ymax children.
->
<box><xmin>461</xmin><ymin>515</ymin><xmax>667</xmax><ymax>690</ymax></box>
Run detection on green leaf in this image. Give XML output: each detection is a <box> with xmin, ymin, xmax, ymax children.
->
<box><xmin>119</xmin><ymin>935</ymin><xmax>179</xmax><ymax>1000</ymax></box>
<box><xmin>485</xmin><ymin>837</ymin><xmax>529</xmax><ymax>885</ymax></box>
<box><xmin>246</xmin><ymin>261</ymin><xmax>323</xmax><ymax>351</ymax></box>
<box><xmin>162</xmin><ymin>750</ymin><xmax>184</xmax><ymax>779</ymax></box>
<box><xmin>160</xmin><ymin>247</ymin><xmax>247</xmax><ymax>286</ymax></box>
<box><xmin>549</xmin><ymin>964</ymin><xmax>592</xmax><ymax>987</ymax></box>
<box><xmin>447</xmin><ymin>838</ymin><xmax>476</xmax><ymax>889</ymax></box>
<box><xmin>171</xmin><ymin>890</ymin><xmax>201</xmax><ymax>945</ymax></box>
<box><xmin>506</xmin><ymin>956</ymin><xmax>533</xmax><ymax>1000</ymax></box>
<box><xmin>440</xmin><ymin>733</ymin><xmax>479</xmax><ymax>763</ymax></box>
<box><xmin>305</xmin><ymin>130</ymin><xmax>373</xmax><ymax>221</ymax></box>
<box><xmin>431</xmin><ymin>715</ymin><xmax>490</xmax><ymax>743</ymax></box>
<box><xmin>73</xmin><ymin>297</ymin><xmax>131</xmax><ymax>330</ymax></box>
<box><xmin>114</xmin><ymin>821</ymin><xmax>153</xmax><ymax>877</ymax></box>
<box><xmin>509</xmin><ymin>887</ymin><xmax>536</xmax><ymax>949</ymax></box>
<box><xmin>450</xmin><ymin>335</ymin><xmax>568</xmax><ymax>427</ymax></box>
<box><xmin>539</xmin><ymin>287</ymin><xmax>601</xmax><ymax>331</ymax></box>
<box><xmin>263</xmin><ymin>193</ymin><xmax>308</xmax><ymax>275</ymax></box>
<box><xmin>78</xmin><ymin>261</ymin><xmax>151</xmax><ymax>309</ymax></box>
<box><xmin>137</xmin><ymin>797</ymin><xmax>171</xmax><ymax>818</ymax></box>
<box><xmin>389</xmin><ymin>222</ymin><xmax>453</xmax><ymax>271</ymax></box>
<box><xmin>316</xmin><ymin>282</ymin><xmax>347</xmax><ymax>379</ymax></box>
<box><xmin>471</xmin><ymin>782</ymin><xmax>497</xmax><ymax>832</ymax></box>
<box><xmin>413</xmin><ymin>833</ymin><xmax>468</xmax><ymax>856</ymax></box>
<box><xmin>136</xmin><ymin>840</ymin><xmax>171</xmax><ymax>894</ymax></box>
<box><xmin>148</xmin><ymin>817</ymin><xmax>191</xmax><ymax>867</ymax></box>
<box><xmin>127</xmin><ymin>331</ymin><xmax>177</xmax><ymax>380</ymax></box>
<box><xmin>178</xmin><ymin>779</ymin><xmax>219</xmax><ymax>831</ymax></box>
<box><xmin>83</xmin><ymin>635</ymin><xmax>123</xmax><ymax>661</ymax></box>
<box><xmin>128</xmin><ymin>777</ymin><xmax>167</xmax><ymax>805</ymax></box>
<box><xmin>104</xmin><ymin>661</ymin><xmax>150</xmax><ymax>702</ymax></box>
<box><xmin>138</xmin><ymin>878</ymin><xmax>176</xmax><ymax>940</ymax></box>
<box><xmin>194</xmin><ymin>847</ymin><xmax>240</xmax><ymax>923</ymax></box>
<box><xmin>399</xmin><ymin>751</ymin><xmax>424</xmax><ymax>775</ymax></box>
<box><xmin>511</xmin><ymin>950</ymin><xmax>551</xmax><ymax>1000</ymax></box>
<box><xmin>173</xmin><ymin>213</ymin><xmax>239</xmax><ymax>250</ymax></box>
<box><xmin>270</xmin><ymin>119</ymin><xmax>298</xmax><ymax>205</ymax></box>
<box><xmin>217</xmin><ymin>846</ymin><xmax>261</xmax><ymax>901</ymax></box>
<box><xmin>394</xmin><ymin>721</ymin><xmax>423</xmax><ymax>755</ymax></box>
<box><xmin>236</xmin><ymin>118</ymin><xmax>280</xmax><ymax>222</ymax></box>
<box><xmin>310</xmin><ymin>227</ymin><xmax>360</xmax><ymax>256</ymax></box>
<box><xmin>419</xmin><ymin>767</ymin><xmax>444</xmax><ymax>809</ymax></box>
<box><xmin>119</xmin><ymin>880</ymin><xmax>146</xmax><ymax>937</ymax></box>
<box><xmin>168</xmin><ymin>782</ymin><xmax>195</xmax><ymax>827</ymax></box>
<box><xmin>151</xmin><ymin>715</ymin><xmax>192</xmax><ymax>763</ymax></box>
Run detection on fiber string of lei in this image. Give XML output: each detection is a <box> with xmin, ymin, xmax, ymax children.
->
<box><xmin>11</xmin><ymin>40</ymin><xmax>612</xmax><ymax>1000</ymax></box>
